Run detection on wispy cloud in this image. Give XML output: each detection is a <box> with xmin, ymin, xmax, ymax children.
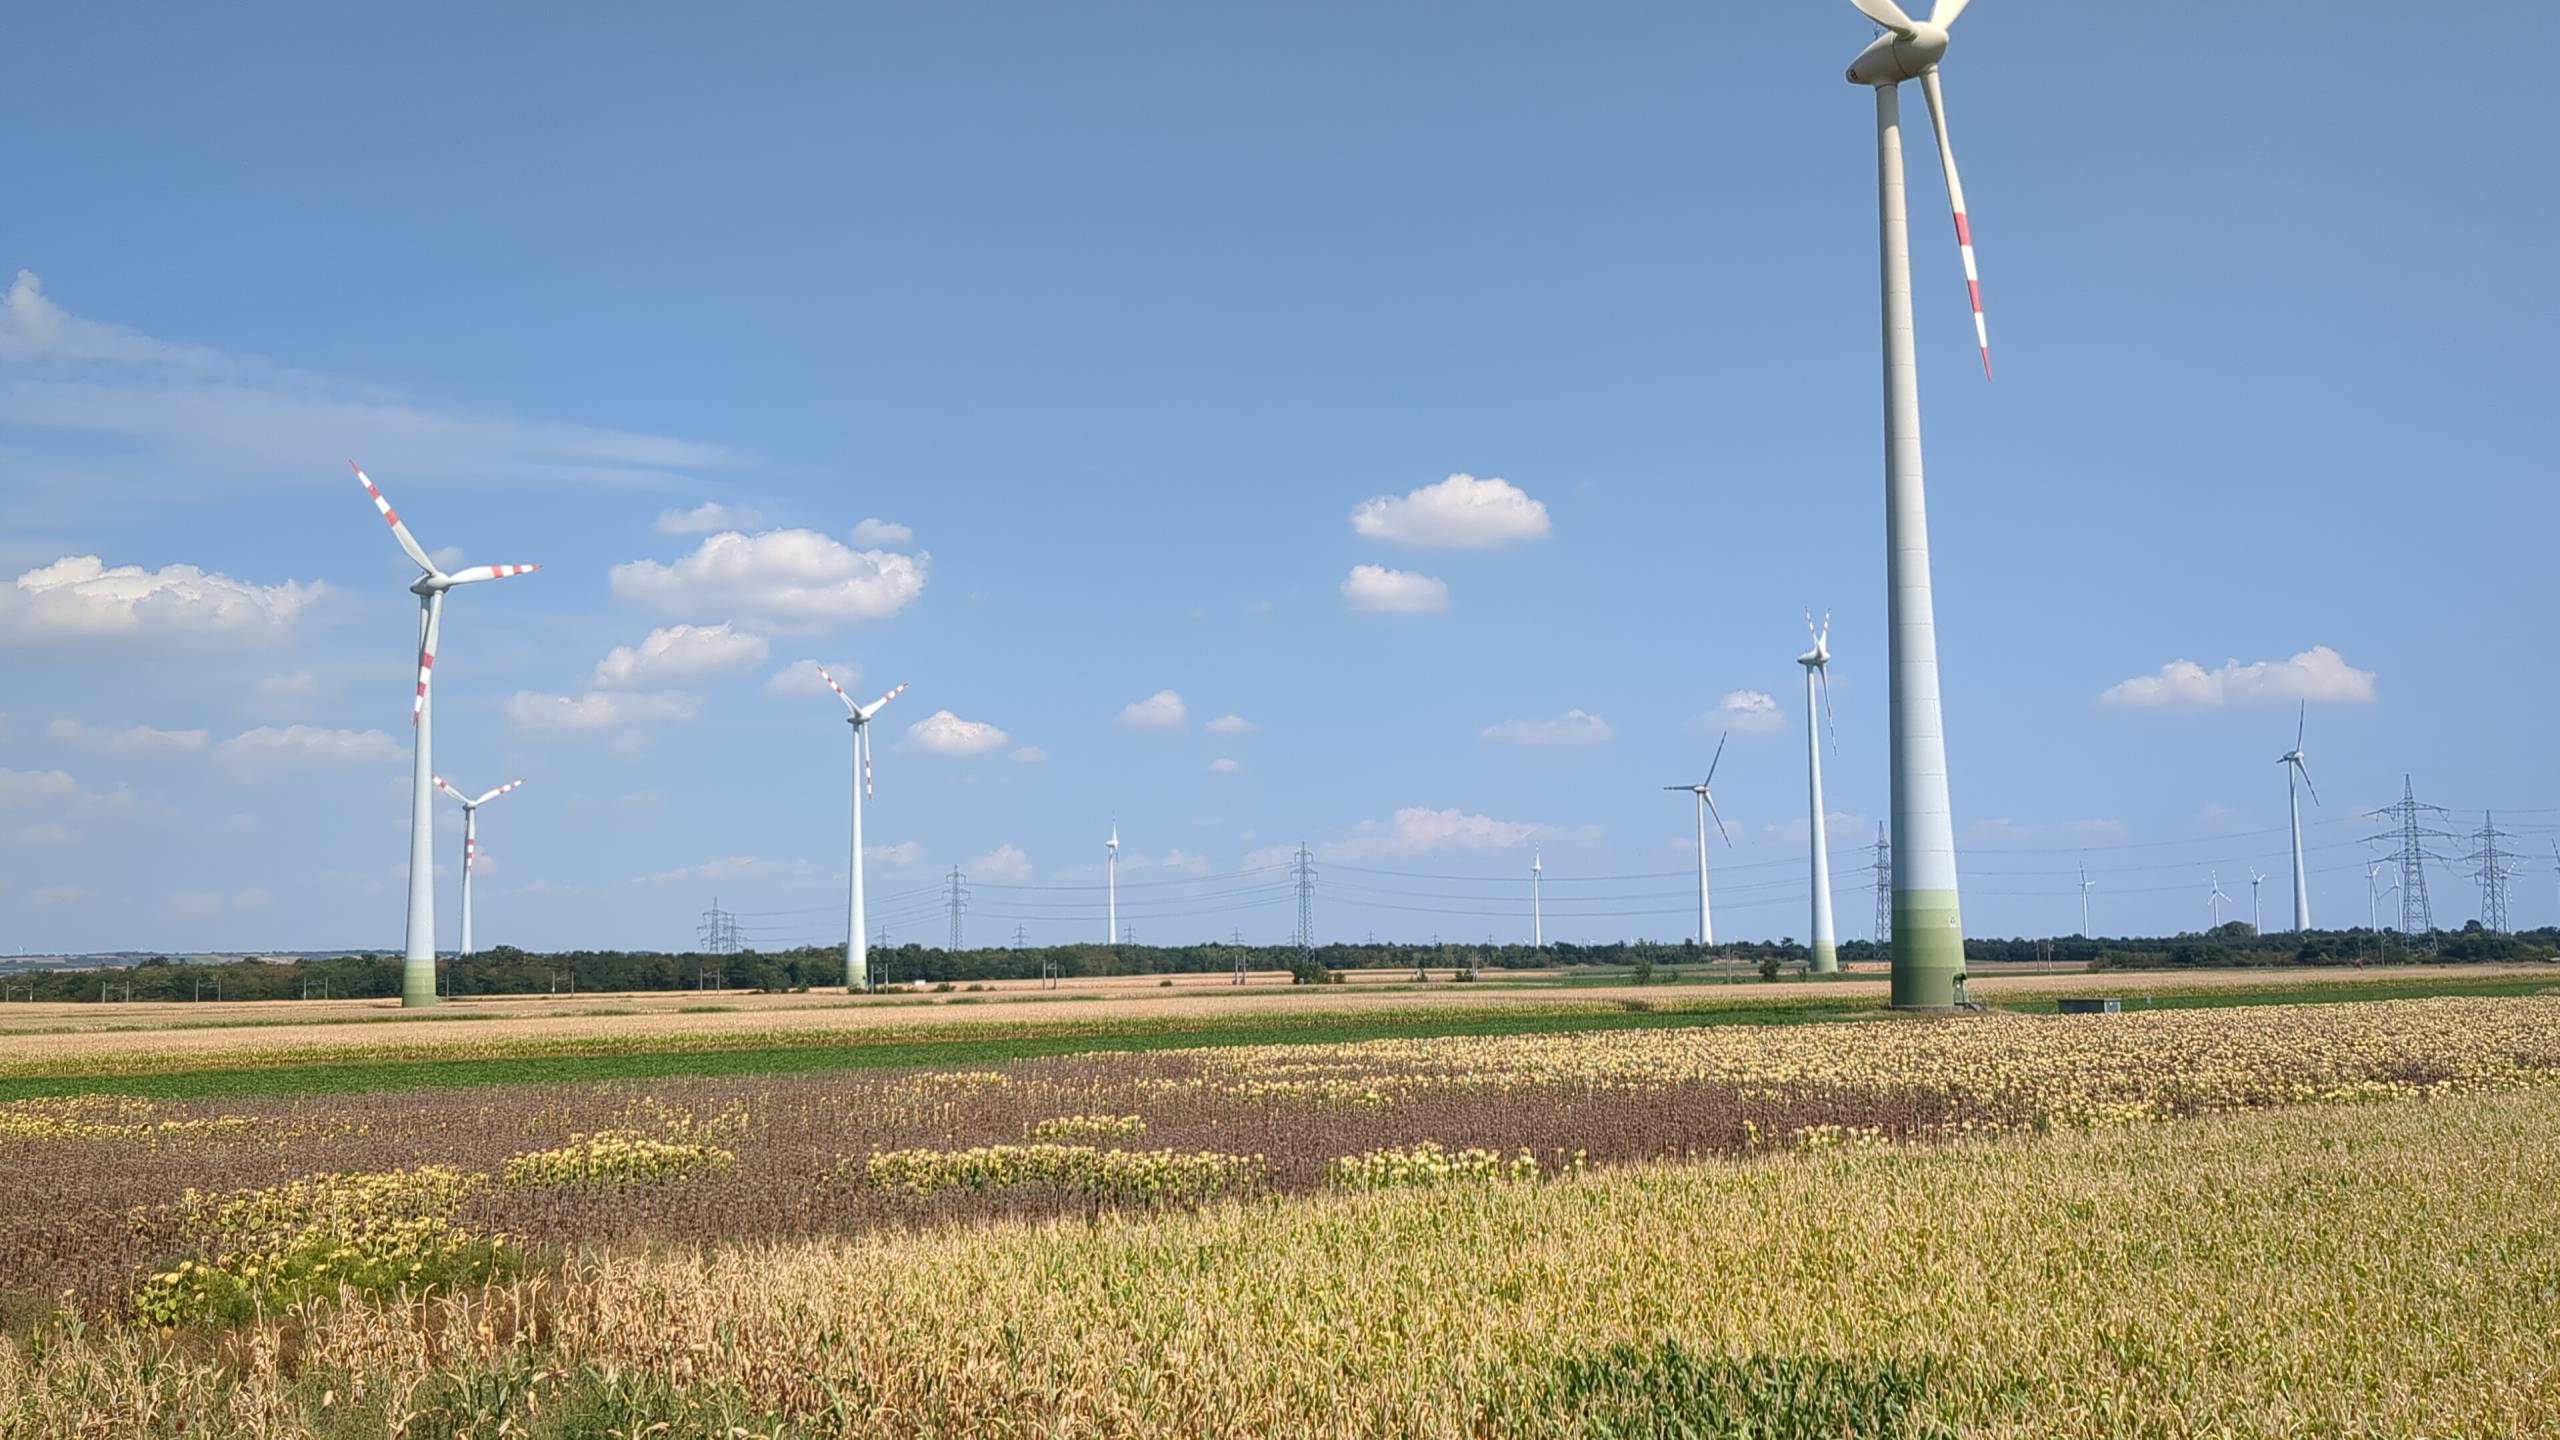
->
<box><xmin>1320</xmin><ymin>807</ymin><xmax>1542</xmax><ymax>861</ymax></box>
<box><xmin>1481</xmin><ymin>709</ymin><xmax>1614</xmax><ymax>748</ymax></box>
<box><xmin>1</xmin><ymin>269</ymin><xmax>743</xmax><ymax>491</ymax></box>
<box><xmin>0</xmin><ymin>555</ymin><xmax>320</xmax><ymax>645</ymax></box>
<box><xmin>1701</xmin><ymin>690</ymin><xmax>1784</xmax><ymax>736</ymax></box>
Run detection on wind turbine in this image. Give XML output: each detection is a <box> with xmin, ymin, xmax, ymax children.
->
<box><xmin>1531</xmin><ymin>851</ymin><xmax>1545</xmax><ymax>949</ymax></box>
<box><xmin>1798</xmin><ymin>613</ymin><xmax>1842</xmax><ymax>974</ymax></box>
<box><xmin>2077</xmin><ymin>860</ymin><xmax>2096</xmax><ymax>938</ymax></box>
<box><xmin>2207</xmin><ymin>869</ymin><xmax>2233</xmax><ymax>930</ymax></box>
<box><xmin>1666</xmin><ymin>733</ymin><xmax>1733</xmax><ymax>947</ymax></box>
<box><xmin>2366</xmin><ymin>857</ymin><xmax>2388</xmax><ymax>931</ymax></box>
<box><xmin>432</xmin><ymin>775</ymin><xmax>524</xmax><ymax>958</ymax></box>
<box><xmin>1104</xmin><ymin>819</ymin><xmax>1122</xmax><ymax>944</ymax></box>
<box><xmin>815</xmin><ymin>667</ymin><xmax>907</xmax><ymax>991</ymax></box>
<box><xmin>2247</xmin><ymin>865</ymin><xmax>2269</xmax><ymax>934</ymax></box>
<box><xmin>2279</xmin><ymin>704</ymin><xmax>2319</xmax><ymax>931</ymax></box>
<box><xmin>349</xmin><ymin>462</ymin><xmax>541</xmax><ymax>1008</ymax></box>
<box><xmin>1843</xmin><ymin>0</ymin><xmax>1990</xmax><ymax>1008</ymax></box>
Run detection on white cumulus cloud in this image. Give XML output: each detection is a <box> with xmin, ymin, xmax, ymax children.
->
<box><xmin>2099</xmin><ymin>646</ymin><xmax>2378</xmax><ymax>709</ymax></box>
<box><xmin>906</xmin><ymin>710</ymin><xmax>1011</xmax><ymax>756</ymax></box>
<box><xmin>1321</xmin><ymin>807</ymin><xmax>1542</xmax><ymax>861</ymax></box>
<box><xmin>865</xmin><ymin>840</ymin><xmax>924</xmax><ymax>868</ymax></box>
<box><xmin>1206</xmin><ymin>714</ymin><xmax>1257</xmax><ymax>736</ymax></box>
<box><xmin>1703</xmin><ymin>690</ymin><xmax>1785</xmax><ymax>736</ymax></box>
<box><xmin>1350</xmin><ymin>474</ymin><xmax>1551</xmax><ymax>549</ymax></box>
<box><xmin>967</xmin><ymin>843</ymin><xmax>1034</xmax><ymax>883</ymax></box>
<box><xmin>47</xmin><ymin>719</ymin><xmax>211</xmax><ymax>755</ymax></box>
<box><xmin>1341</xmin><ymin>565</ymin><xmax>1449</xmax><ymax>616</ymax></box>
<box><xmin>1115</xmin><ymin>689</ymin><xmax>1189</xmax><ymax>729</ymax></box>
<box><xmin>506</xmin><ymin>691</ymin><xmax>701</xmax><ymax>735</ymax></box>
<box><xmin>611</xmin><ymin>529</ymin><xmax>927</xmax><ymax>630</ymax></box>
<box><xmin>763</xmin><ymin>659</ymin><xmax>861</xmax><ymax>697</ymax></box>
<box><xmin>655</xmin><ymin>501</ymin><xmax>763</xmax><ymax>535</ymax></box>
<box><xmin>1481</xmin><ymin>710</ymin><xmax>1614</xmax><ymax>748</ymax></box>
<box><xmin>589</xmin><ymin>623</ymin><xmax>770</xmax><ymax>690</ymax></box>
<box><xmin>0</xmin><ymin>556</ymin><xmax>320</xmax><ymax>644</ymax></box>
<box><xmin>0</xmin><ymin>768</ymin><xmax>79</xmax><ymax>809</ymax></box>
<box><xmin>852</xmin><ymin>517</ymin><xmax>914</xmax><ymax>546</ymax></box>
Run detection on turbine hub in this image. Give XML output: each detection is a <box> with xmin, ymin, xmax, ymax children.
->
<box><xmin>1846</xmin><ymin>25</ymin><xmax>1947</xmax><ymax>86</ymax></box>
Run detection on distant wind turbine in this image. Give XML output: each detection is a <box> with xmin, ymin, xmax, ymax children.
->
<box><xmin>815</xmin><ymin>668</ymin><xmax>907</xmax><ymax>991</ymax></box>
<box><xmin>349</xmin><ymin>462</ymin><xmax>540</xmax><ymax>1008</ymax></box>
<box><xmin>1798</xmin><ymin>612</ymin><xmax>1841</xmax><ymax>974</ymax></box>
<box><xmin>2247</xmin><ymin>865</ymin><xmax>2269</xmax><ymax>934</ymax></box>
<box><xmin>2077</xmin><ymin>860</ymin><xmax>2095</xmax><ymax>938</ymax></box>
<box><xmin>2279</xmin><ymin>704</ymin><xmax>2319</xmax><ymax>931</ymax></box>
<box><xmin>1666</xmin><ymin>733</ymin><xmax>1733</xmax><ymax>947</ymax></box>
<box><xmin>1531</xmin><ymin>851</ymin><xmax>1544</xmax><ymax>949</ymax></box>
<box><xmin>432</xmin><ymin>776</ymin><xmax>524</xmax><ymax>958</ymax></box>
<box><xmin>1106</xmin><ymin>819</ymin><xmax>1120</xmax><ymax>945</ymax></box>
<box><xmin>2207</xmin><ymin>869</ymin><xmax>2233</xmax><ymax>929</ymax></box>
<box><xmin>1842</xmin><ymin>0</ymin><xmax>1994</xmax><ymax>1009</ymax></box>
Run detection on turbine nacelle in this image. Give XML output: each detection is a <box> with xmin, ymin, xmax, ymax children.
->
<box><xmin>1846</xmin><ymin>24</ymin><xmax>1948</xmax><ymax>86</ymax></box>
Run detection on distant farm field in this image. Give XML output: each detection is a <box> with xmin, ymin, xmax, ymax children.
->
<box><xmin>5</xmin><ymin>992</ymin><xmax>2559</xmax><ymax>1436</ymax></box>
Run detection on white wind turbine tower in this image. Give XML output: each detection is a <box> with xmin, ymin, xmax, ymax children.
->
<box><xmin>2278</xmin><ymin>703</ymin><xmax>2319</xmax><ymax>931</ymax></box>
<box><xmin>349</xmin><ymin>462</ymin><xmax>541</xmax><ymax>1008</ymax></box>
<box><xmin>816</xmin><ymin>668</ymin><xmax>907</xmax><ymax>991</ymax></box>
<box><xmin>2207</xmin><ymin>869</ymin><xmax>2233</xmax><ymax>930</ymax></box>
<box><xmin>1666</xmin><ymin>733</ymin><xmax>1734</xmax><ymax>948</ymax></box>
<box><xmin>1106</xmin><ymin>819</ymin><xmax>1120</xmax><ymax>945</ymax></box>
<box><xmin>432</xmin><ymin>776</ymin><xmax>524</xmax><ymax>958</ymax></box>
<box><xmin>1843</xmin><ymin>0</ymin><xmax>1991</xmax><ymax>1009</ymax></box>
<box><xmin>2247</xmin><ymin>865</ymin><xmax>2269</xmax><ymax>934</ymax></box>
<box><xmin>1798</xmin><ymin>613</ymin><xmax>1842</xmax><ymax>974</ymax></box>
<box><xmin>1531</xmin><ymin>851</ymin><xmax>1545</xmax><ymax>949</ymax></box>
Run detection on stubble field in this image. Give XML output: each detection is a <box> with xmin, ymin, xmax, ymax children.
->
<box><xmin>6</xmin><ymin>986</ymin><xmax>2560</xmax><ymax>1435</ymax></box>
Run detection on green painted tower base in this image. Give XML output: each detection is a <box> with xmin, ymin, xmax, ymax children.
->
<box><xmin>1808</xmin><ymin>942</ymin><xmax>1839</xmax><ymax>975</ymax></box>
<box><xmin>401</xmin><ymin>960</ymin><xmax>439</xmax><ymax>1008</ymax></box>
<box><xmin>1891</xmin><ymin>890</ymin><xmax>1966</xmax><ymax>1010</ymax></box>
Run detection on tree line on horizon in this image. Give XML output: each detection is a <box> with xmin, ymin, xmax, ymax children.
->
<box><xmin>1</xmin><ymin>923</ymin><xmax>2550</xmax><ymax>1003</ymax></box>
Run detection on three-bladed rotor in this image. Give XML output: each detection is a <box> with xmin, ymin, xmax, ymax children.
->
<box><xmin>1665</xmin><ymin>731</ymin><xmax>1734</xmax><ymax>845</ymax></box>
<box><xmin>2279</xmin><ymin>702</ymin><xmax>2320</xmax><ymax>805</ymax></box>
<box><xmin>1798</xmin><ymin>610</ymin><xmax>1842</xmax><ymax>755</ymax></box>
<box><xmin>816</xmin><ymin>668</ymin><xmax>906</xmax><ymax>796</ymax></box>
<box><xmin>1845</xmin><ymin>0</ymin><xmax>1993</xmax><ymax>380</ymax></box>
<box><xmin>433</xmin><ymin>775</ymin><xmax>527</xmax><ymax>811</ymax></box>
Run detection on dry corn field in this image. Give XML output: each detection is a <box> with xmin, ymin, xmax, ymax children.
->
<box><xmin>6</xmin><ymin>994</ymin><xmax>2560</xmax><ymax>1437</ymax></box>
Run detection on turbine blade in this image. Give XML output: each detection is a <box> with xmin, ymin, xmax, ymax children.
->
<box><xmin>2295</xmin><ymin>700</ymin><xmax>2306</xmax><ymax>751</ymax></box>
<box><xmin>1850</xmin><ymin>0</ymin><xmax>1919</xmax><ymax>36</ymax></box>
<box><xmin>1704</xmin><ymin>792</ymin><xmax>1732</xmax><ymax>847</ymax></box>
<box><xmin>440</xmin><ymin>563</ymin><xmax>542</xmax><ymax>587</ymax></box>
<box><xmin>860</xmin><ymin>681</ymin><xmax>910</xmax><ymax>720</ymax></box>
<box><xmin>433</xmin><ymin>775</ymin><xmax>466</xmax><ymax>803</ymax></box>
<box><xmin>1819</xmin><ymin>668</ymin><xmax>1841</xmax><ymax>757</ymax></box>
<box><xmin>862</xmin><ymin>724</ymin><xmax>875</xmax><ymax>799</ymax></box>
<box><xmin>476</xmin><ymin>779</ymin><xmax>526</xmax><ymax>806</ymax></box>
<box><xmin>1918</xmin><ymin>71</ymin><xmax>1993</xmax><ymax>382</ymax></box>
<box><xmin>351</xmin><ymin>462</ymin><xmax>439</xmax><ymax>575</ymax></box>
<box><xmin>1930</xmin><ymin>0</ymin><xmax>1970</xmax><ymax>25</ymax></box>
<box><xmin>1705</xmin><ymin>730</ymin><xmax>1730</xmax><ymax>787</ymax></box>
<box><xmin>2297</xmin><ymin>760</ymin><xmax>2319</xmax><ymax>808</ymax></box>
<box><xmin>814</xmin><ymin>664</ymin><xmax>861</xmax><ymax>717</ymax></box>
<box><xmin>412</xmin><ymin>593</ymin><xmax>443</xmax><ymax>727</ymax></box>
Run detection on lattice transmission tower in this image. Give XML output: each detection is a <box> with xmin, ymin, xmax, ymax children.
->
<box><xmin>2364</xmin><ymin>776</ymin><xmax>2453</xmax><ymax>937</ymax></box>
<box><xmin>1870</xmin><ymin>822</ymin><xmax>1892</xmax><ymax>944</ymax></box>
<box><xmin>944</xmin><ymin>868</ymin><xmax>969</xmax><ymax>951</ymax></box>
<box><xmin>2462</xmin><ymin>813</ymin><xmax>2523</xmax><ymax>935</ymax></box>
<box><xmin>1292</xmin><ymin>843</ymin><xmax>1318</xmax><ymax>955</ymax></box>
<box><xmin>695</xmin><ymin>897</ymin><xmax>739</xmax><ymax>955</ymax></box>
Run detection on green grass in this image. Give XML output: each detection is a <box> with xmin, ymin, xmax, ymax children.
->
<box><xmin>0</xmin><ymin>999</ymin><xmax>1881</xmax><ymax>1102</ymax></box>
<box><xmin>4</xmin><ymin>972</ymin><xmax>2548</xmax><ymax>1104</ymax></box>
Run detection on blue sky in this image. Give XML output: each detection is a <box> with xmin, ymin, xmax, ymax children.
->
<box><xmin>4</xmin><ymin>1</ymin><xmax>2554</xmax><ymax>955</ymax></box>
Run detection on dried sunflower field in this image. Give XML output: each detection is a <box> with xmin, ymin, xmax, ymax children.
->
<box><xmin>5</xmin><ymin>993</ymin><xmax>2559</xmax><ymax>1437</ymax></box>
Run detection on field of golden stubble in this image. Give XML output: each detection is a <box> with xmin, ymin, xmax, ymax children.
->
<box><xmin>6</xmin><ymin>1084</ymin><xmax>2557</xmax><ymax>1438</ymax></box>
